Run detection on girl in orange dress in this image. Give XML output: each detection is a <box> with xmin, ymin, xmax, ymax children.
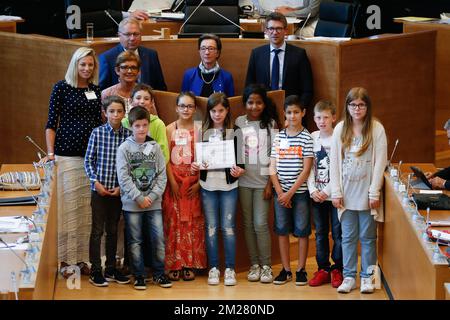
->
<box><xmin>163</xmin><ymin>91</ymin><xmax>207</xmax><ymax>281</ymax></box>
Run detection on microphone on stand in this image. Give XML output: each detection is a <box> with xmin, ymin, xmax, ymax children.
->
<box><xmin>386</xmin><ymin>138</ymin><xmax>399</xmax><ymax>171</ymax></box>
<box><xmin>299</xmin><ymin>12</ymin><xmax>311</xmax><ymax>40</ymax></box>
<box><xmin>208</xmin><ymin>7</ymin><xmax>245</xmax><ymax>31</ymax></box>
<box><xmin>178</xmin><ymin>0</ymin><xmax>206</xmax><ymax>34</ymax></box>
<box><xmin>25</xmin><ymin>136</ymin><xmax>47</xmax><ymax>157</ymax></box>
<box><xmin>104</xmin><ymin>10</ymin><xmax>120</xmax><ymax>27</ymax></box>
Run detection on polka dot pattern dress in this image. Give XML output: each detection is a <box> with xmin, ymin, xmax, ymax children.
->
<box><xmin>46</xmin><ymin>80</ymin><xmax>102</xmax><ymax>266</ymax></box>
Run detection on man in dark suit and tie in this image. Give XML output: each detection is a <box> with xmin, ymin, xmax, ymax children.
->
<box><xmin>245</xmin><ymin>12</ymin><xmax>313</xmax><ymax>108</ymax></box>
<box><xmin>99</xmin><ymin>17</ymin><xmax>167</xmax><ymax>91</ymax></box>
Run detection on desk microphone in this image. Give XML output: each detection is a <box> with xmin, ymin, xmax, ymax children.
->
<box><xmin>386</xmin><ymin>138</ymin><xmax>399</xmax><ymax>170</ymax></box>
<box><xmin>299</xmin><ymin>12</ymin><xmax>311</xmax><ymax>40</ymax></box>
<box><xmin>208</xmin><ymin>7</ymin><xmax>245</xmax><ymax>31</ymax></box>
<box><xmin>25</xmin><ymin>136</ymin><xmax>47</xmax><ymax>157</ymax></box>
<box><xmin>104</xmin><ymin>10</ymin><xmax>120</xmax><ymax>27</ymax></box>
<box><xmin>178</xmin><ymin>0</ymin><xmax>206</xmax><ymax>34</ymax></box>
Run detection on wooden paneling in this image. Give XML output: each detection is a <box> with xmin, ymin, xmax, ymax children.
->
<box><xmin>339</xmin><ymin>32</ymin><xmax>436</xmax><ymax>163</ymax></box>
<box><xmin>0</xmin><ymin>32</ymin><xmax>436</xmax><ymax>166</ymax></box>
<box><xmin>403</xmin><ymin>22</ymin><xmax>450</xmax><ymax>129</ymax></box>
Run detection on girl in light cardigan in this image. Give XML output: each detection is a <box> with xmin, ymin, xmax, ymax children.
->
<box><xmin>330</xmin><ymin>87</ymin><xmax>387</xmax><ymax>294</ymax></box>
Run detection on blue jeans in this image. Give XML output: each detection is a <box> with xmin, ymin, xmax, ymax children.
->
<box><xmin>273</xmin><ymin>191</ymin><xmax>311</xmax><ymax>237</ymax></box>
<box><xmin>201</xmin><ymin>187</ymin><xmax>238</xmax><ymax>269</ymax></box>
<box><xmin>340</xmin><ymin>209</ymin><xmax>377</xmax><ymax>279</ymax></box>
<box><xmin>123</xmin><ymin>210</ymin><xmax>165</xmax><ymax>278</ymax></box>
<box><xmin>312</xmin><ymin>200</ymin><xmax>342</xmax><ymax>271</ymax></box>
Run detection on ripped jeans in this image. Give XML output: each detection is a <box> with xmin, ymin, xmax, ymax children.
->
<box><xmin>201</xmin><ymin>187</ymin><xmax>238</xmax><ymax>269</ymax></box>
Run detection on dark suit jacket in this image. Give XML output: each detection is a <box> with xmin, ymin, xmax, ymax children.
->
<box><xmin>99</xmin><ymin>44</ymin><xmax>167</xmax><ymax>91</ymax></box>
<box><xmin>245</xmin><ymin>43</ymin><xmax>313</xmax><ymax>107</ymax></box>
<box><xmin>435</xmin><ymin>166</ymin><xmax>450</xmax><ymax>190</ymax></box>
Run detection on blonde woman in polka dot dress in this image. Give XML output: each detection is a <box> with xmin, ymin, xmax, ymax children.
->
<box><xmin>42</xmin><ymin>47</ymin><xmax>103</xmax><ymax>278</ymax></box>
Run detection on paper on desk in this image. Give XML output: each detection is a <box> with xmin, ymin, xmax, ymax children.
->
<box><xmin>394</xmin><ymin>16</ymin><xmax>437</xmax><ymax>22</ymax></box>
<box><xmin>0</xmin><ymin>15</ymin><xmax>23</xmax><ymax>22</ymax></box>
<box><xmin>286</xmin><ymin>17</ymin><xmax>302</xmax><ymax>24</ymax></box>
<box><xmin>303</xmin><ymin>36</ymin><xmax>351</xmax><ymax>42</ymax></box>
<box><xmin>0</xmin><ymin>217</ymin><xmax>21</xmax><ymax>231</ymax></box>
<box><xmin>419</xmin><ymin>190</ymin><xmax>443</xmax><ymax>194</ymax></box>
<box><xmin>240</xmin><ymin>19</ymin><xmax>259</xmax><ymax>24</ymax></box>
<box><xmin>128</xmin><ymin>0</ymin><xmax>172</xmax><ymax>12</ymax></box>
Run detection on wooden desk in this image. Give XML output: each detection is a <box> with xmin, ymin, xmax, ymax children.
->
<box><xmin>402</xmin><ymin>21</ymin><xmax>450</xmax><ymax>129</ymax></box>
<box><xmin>0</xmin><ymin>164</ymin><xmax>57</xmax><ymax>300</ymax></box>
<box><xmin>380</xmin><ymin>163</ymin><xmax>450</xmax><ymax>299</ymax></box>
<box><xmin>0</xmin><ymin>19</ymin><xmax>24</xmax><ymax>33</ymax></box>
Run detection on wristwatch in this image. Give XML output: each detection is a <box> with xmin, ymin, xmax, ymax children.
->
<box><xmin>47</xmin><ymin>152</ymin><xmax>55</xmax><ymax>156</ymax></box>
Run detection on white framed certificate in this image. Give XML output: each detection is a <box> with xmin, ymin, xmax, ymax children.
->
<box><xmin>195</xmin><ymin>140</ymin><xmax>236</xmax><ymax>170</ymax></box>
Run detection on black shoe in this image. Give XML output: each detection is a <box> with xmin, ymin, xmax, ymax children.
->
<box><xmin>89</xmin><ymin>270</ymin><xmax>108</xmax><ymax>287</ymax></box>
<box><xmin>105</xmin><ymin>268</ymin><xmax>131</xmax><ymax>284</ymax></box>
<box><xmin>153</xmin><ymin>274</ymin><xmax>173</xmax><ymax>288</ymax></box>
<box><xmin>295</xmin><ymin>269</ymin><xmax>308</xmax><ymax>286</ymax></box>
<box><xmin>134</xmin><ymin>276</ymin><xmax>147</xmax><ymax>290</ymax></box>
<box><xmin>273</xmin><ymin>268</ymin><xmax>292</xmax><ymax>285</ymax></box>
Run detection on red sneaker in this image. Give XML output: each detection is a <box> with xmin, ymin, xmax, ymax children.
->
<box><xmin>331</xmin><ymin>269</ymin><xmax>343</xmax><ymax>288</ymax></box>
<box><xmin>308</xmin><ymin>269</ymin><xmax>331</xmax><ymax>287</ymax></box>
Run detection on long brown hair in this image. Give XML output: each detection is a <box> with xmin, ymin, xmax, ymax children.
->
<box><xmin>340</xmin><ymin>87</ymin><xmax>373</xmax><ymax>157</ymax></box>
<box><xmin>203</xmin><ymin>92</ymin><xmax>232</xmax><ymax>133</ymax></box>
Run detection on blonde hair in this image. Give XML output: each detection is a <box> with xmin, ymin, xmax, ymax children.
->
<box><xmin>314</xmin><ymin>100</ymin><xmax>336</xmax><ymax>115</ymax></box>
<box><xmin>65</xmin><ymin>47</ymin><xmax>98</xmax><ymax>87</ymax></box>
<box><xmin>340</xmin><ymin>87</ymin><xmax>373</xmax><ymax>157</ymax></box>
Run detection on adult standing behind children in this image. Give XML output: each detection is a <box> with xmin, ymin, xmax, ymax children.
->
<box><xmin>101</xmin><ymin>51</ymin><xmax>141</xmax><ymax>115</ymax></box>
<box><xmin>99</xmin><ymin>18</ymin><xmax>167</xmax><ymax>91</ymax></box>
<box><xmin>181</xmin><ymin>34</ymin><xmax>235</xmax><ymax>98</ymax></box>
<box><xmin>245</xmin><ymin>12</ymin><xmax>313</xmax><ymax>108</ymax></box>
<box><xmin>163</xmin><ymin>92</ymin><xmax>207</xmax><ymax>282</ymax></box>
<box><xmin>42</xmin><ymin>47</ymin><xmax>103</xmax><ymax>277</ymax></box>
<box><xmin>84</xmin><ymin>95</ymin><xmax>131</xmax><ymax>287</ymax></box>
<box><xmin>116</xmin><ymin>106</ymin><xmax>172</xmax><ymax>290</ymax></box>
<box><xmin>306</xmin><ymin>100</ymin><xmax>343</xmax><ymax>288</ymax></box>
<box><xmin>330</xmin><ymin>87</ymin><xmax>387</xmax><ymax>294</ymax></box>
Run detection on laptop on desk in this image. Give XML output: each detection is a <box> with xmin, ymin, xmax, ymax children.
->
<box><xmin>410</xmin><ymin>166</ymin><xmax>432</xmax><ymax>190</ymax></box>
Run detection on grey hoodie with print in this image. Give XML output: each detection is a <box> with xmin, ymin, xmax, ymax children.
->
<box><xmin>116</xmin><ymin>135</ymin><xmax>167</xmax><ymax>212</ymax></box>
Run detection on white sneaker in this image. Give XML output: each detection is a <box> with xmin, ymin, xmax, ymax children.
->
<box><xmin>247</xmin><ymin>264</ymin><xmax>261</xmax><ymax>282</ymax></box>
<box><xmin>337</xmin><ymin>277</ymin><xmax>356</xmax><ymax>293</ymax></box>
<box><xmin>208</xmin><ymin>267</ymin><xmax>220</xmax><ymax>285</ymax></box>
<box><xmin>360</xmin><ymin>277</ymin><xmax>375</xmax><ymax>293</ymax></box>
<box><xmin>259</xmin><ymin>265</ymin><xmax>273</xmax><ymax>283</ymax></box>
<box><xmin>224</xmin><ymin>268</ymin><xmax>237</xmax><ymax>286</ymax></box>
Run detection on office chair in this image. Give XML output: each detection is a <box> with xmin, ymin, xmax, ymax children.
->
<box><xmin>64</xmin><ymin>0</ymin><xmax>123</xmax><ymax>39</ymax></box>
<box><xmin>180</xmin><ymin>0</ymin><xmax>240</xmax><ymax>36</ymax></box>
<box><xmin>314</xmin><ymin>1</ymin><xmax>355</xmax><ymax>37</ymax></box>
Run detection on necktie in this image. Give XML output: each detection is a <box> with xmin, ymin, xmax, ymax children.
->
<box><xmin>271</xmin><ymin>49</ymin><xmax>282</xmax><ymax>90</ymax></box>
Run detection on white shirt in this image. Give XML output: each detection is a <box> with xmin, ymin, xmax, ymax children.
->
<box><xmin>270</xmin><ymin>42</ymin><xmax>286</xmax><ymax>90</ymax></box>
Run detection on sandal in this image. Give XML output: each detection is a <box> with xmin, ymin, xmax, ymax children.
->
<box><xmin>182</xmin><ymin>268</ymin><xmax>195</xmax><ymax>281</ymax></box>
<box><xmin>168</xmin><ymin>270</ymin><xmax>180</xmax><ymax>281</ymax></box>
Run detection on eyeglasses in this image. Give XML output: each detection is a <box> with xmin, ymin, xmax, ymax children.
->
<box><xmin>119</xmin><ymin>32</ymin><xmax>141</xmax><ymax>38</ymax></box>
<box><xmin>348</xmin><ymin>103</ymin><xmax>367</xmax><ymax>110</ymax></box>
<box><xmin>266</xmin><ymin>27</ymin><xmax>285</xmax><ymax>33</ymax></box>
<box><xmin>177</xmin><ymin>104</ymin><xmax>196</xmax><ymax>110</ymax></box>
<box><xmin>119</xmin><ymin>65</ymin><xmax>139</xmax><ymax>71</ymax></box>
<box><xmin>199</xmin><ymin>46</ymin><xmax>218</xmax><ymax>52</ymax></box>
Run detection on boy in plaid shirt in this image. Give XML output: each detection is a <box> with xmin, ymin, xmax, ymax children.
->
<box><xmin>84</xmin><ymin>95</ymin><xmax>131</xmax><ymax>287</ymax></box>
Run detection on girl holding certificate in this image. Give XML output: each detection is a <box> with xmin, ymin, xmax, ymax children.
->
<box><xmin>191</xmin><ymin>93</ymin><xmax>245</xmax><ymax>286</ymax></box>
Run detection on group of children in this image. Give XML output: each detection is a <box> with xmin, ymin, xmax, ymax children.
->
<box><xmin>84</xmin><ymin>83</ymin><xmax>387</xmax><ymax>295</ymax></box>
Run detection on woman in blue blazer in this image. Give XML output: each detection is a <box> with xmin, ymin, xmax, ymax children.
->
<box><xmin>181</xmin><ymin>34</ymin><xmax>235</xmax><ymax>97</ymax></box>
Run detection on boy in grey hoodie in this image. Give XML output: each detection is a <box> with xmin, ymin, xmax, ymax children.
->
<box><xmin>116</xmin><ymin>106</ymin><xmax>171</xmax><ymax>290</ymax></box>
